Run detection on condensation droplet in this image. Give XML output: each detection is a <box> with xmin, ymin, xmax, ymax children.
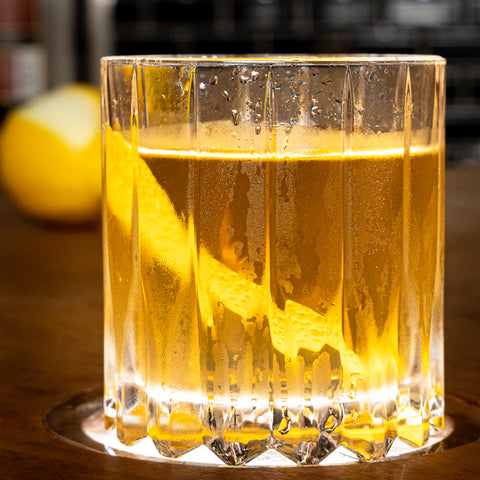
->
<box><xmin>199</xmin><ymin>82</ymin><xmax>206</xmax><ymax>90</ymax></box>
<box><xmin>231</xmin><ymin>109</ymin><xmax>239</xmax><ymax>126</ymax></box>
<box><xmin>255</xmin><ymin>125</ymin><xmax>261</xmax><ymax>135</ymax></box>
<box><xmin>251</xmin><ymin>70</ymin><xmax>259</xmax><ymax>81</ymax></box>
<box><xmin>210</xmin><ymin>75</ymin><xmax>218</xmax><ymax>85</ymax></box>
<box><xmin>223</xmin><ymin>90</ymin><xmax>231</xmax><ymax>102</ymax></box>
<box><xmin>290</xmin><ymin>86</ymin><xmax>299</xmax><ymax>99</ymax></box>
<box><xmin>239</xmin><ymin>75</ymin><xmax>249</xmax><ymax>84</ymax></box>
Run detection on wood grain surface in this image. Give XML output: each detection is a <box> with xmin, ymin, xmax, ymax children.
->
<box><xmin>0</xmin><ymin>164</ymin><xmax>479</xmax><ymax>479</ymax></box>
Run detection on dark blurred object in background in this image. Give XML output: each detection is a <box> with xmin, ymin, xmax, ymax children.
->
<box><xmin>0</xmin><ymin>0</ymin><xmax>47</xmax><ymax>120</ymax></box>
<box><xmin>90</xmin><ymin>0</ymin><xmax>480</xmax><ymax>164</ymax></box>
<box><xmin>3</xmin><ymin>0</ymin><xmax>480</xmax><ymax>164</ymax></box>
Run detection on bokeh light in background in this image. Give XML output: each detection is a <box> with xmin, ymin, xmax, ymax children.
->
<box><xmin>1</xmin><ymin>0</ymin><xmax>480</xmax><ymax>165</ymax></box>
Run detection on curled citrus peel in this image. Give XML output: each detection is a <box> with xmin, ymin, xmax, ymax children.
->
<box><xmin>105</xmin><ymin>125</ymin><xmax>362</xmax><ymax>376</ymax></box>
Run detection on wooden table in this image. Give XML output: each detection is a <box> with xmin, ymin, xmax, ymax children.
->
<box><xmin>1</xmin><ymin>164</ymin><xmax>479</xmax><ymax>479</ymax></box>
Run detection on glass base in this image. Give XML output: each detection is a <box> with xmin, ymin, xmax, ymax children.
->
<box><xmin>45</xmin><ymin>389</ymin><xmax>480</xmax><ymax>468</ymax></box>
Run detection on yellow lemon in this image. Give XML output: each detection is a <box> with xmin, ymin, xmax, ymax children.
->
<box><xmin>0</xmin><ymin>83</ymin><xmax>101</xmax><ymax>224</ymax></box>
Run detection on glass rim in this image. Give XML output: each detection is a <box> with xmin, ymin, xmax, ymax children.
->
<box><xmin>101</xmin><ymin>54</ymin><xmax>446</xmax><ymax>67</ymax></box>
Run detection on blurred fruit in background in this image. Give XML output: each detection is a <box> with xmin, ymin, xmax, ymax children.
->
<box><xmin>0</xmin><ymin>83</ymin><xmax>101</xmax><ymax>224</ymax></box>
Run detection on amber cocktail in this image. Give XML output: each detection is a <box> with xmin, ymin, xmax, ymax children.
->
<box><xmin>101</xmin><ymin>55</ymin><xmax>446</xmax><ymax>465</ymax></box>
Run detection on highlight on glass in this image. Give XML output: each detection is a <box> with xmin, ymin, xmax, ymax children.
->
<box><xmin>101</xmin><ymin>55</ymin><xmax>446</xmax><ymax>465</ymax></box>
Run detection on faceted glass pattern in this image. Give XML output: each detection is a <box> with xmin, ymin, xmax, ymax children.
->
<box><xmin>101</xmin><ymin>55</ymin><xmax>446</xmax><ymax>465</ymax></box>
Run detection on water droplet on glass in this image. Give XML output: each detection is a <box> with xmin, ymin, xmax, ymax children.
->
<box><xmin>199</xmin><ymin>81</ymin><xmax>206</xmax><ymax>90</ymax></box>
<box><xmin>223</xmin><ymin>90</ymin><xmax>231</xmax><ymax>102</ymax></box>
<box><xmin>231</xmin><ymin>109</ymin><xmax>239</xmax><ymax>125</ymax></box>
<box><xmin>161</xmin><ymin>94</ymin><xmax>166</xmax><ymax>100</ymax></box>
<box><xmin>290</xmin><ymin>86</ymin><xmax>300</xmax><ymax>99</ymax></box>
<box><xmin>239</xmin><ymin>75</ymin><xmax>249</xmax><ymax>84</ymax></box>
<box><xmin>210</xmin><ymin>75</ymin><xmax>218</xmax><ymax>85</ymax></box>
<box><xmin>255</xmin><ymin>125</ymin><xmax>261</xmax><ymax>135</ymax></box>
<box><xmin>251</xmin><ymin>70</ymin><xmax>259</xmax><ymax>81</ymax></box>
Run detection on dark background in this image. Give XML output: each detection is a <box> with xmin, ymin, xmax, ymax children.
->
<box><xmin>2</xmin><ymin>0</ymin><xmax>480</xmax><ymax>164</ymax></box>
